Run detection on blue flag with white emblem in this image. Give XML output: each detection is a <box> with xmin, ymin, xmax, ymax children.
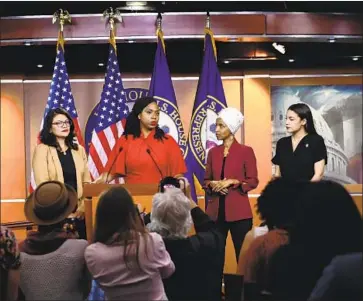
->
<box><xmin>186</xmin><ymin>28</ymin><xmax>228</xmax><ymax>198</ymax></box>
<box><xmin>148</xmin><ymin>29</ymin><xmax>197</xmax><ymax>199</ymax></box>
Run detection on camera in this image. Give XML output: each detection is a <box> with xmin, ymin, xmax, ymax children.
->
<box><xmin>159</xmin><ymin>176</ymin><xmax>181</xmax><ymax>192</ymax></box>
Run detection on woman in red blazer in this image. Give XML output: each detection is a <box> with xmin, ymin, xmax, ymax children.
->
<box><xmin>204</xmin><ymin>107</ymin><xmax>259</xmax><ymax>261</ymax></box>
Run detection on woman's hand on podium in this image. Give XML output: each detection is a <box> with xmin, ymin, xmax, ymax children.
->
<box><xmin>93</xmin><ymin>173</ymin><xmax>107</xmax><ymax>184</ymax></box>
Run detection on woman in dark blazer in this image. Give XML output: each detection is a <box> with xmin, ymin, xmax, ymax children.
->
<box><xmin>204</xmin><ymin>107</ymin><xmax>259</xmax><ymax>261</ymax></box>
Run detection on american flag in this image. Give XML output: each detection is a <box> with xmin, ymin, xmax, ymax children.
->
<box><xmin>29</xmin><ymin>33</ymin><xmax>84</xmax><ymax>192</ymax></box>
<box><xmin>87</xmin><ymin>34</ymin><xmax>130</xmax><ymax>182</ymax></box>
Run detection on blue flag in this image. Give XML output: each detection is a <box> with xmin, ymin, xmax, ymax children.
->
<box><xmin>148</xmin><ymin>30</ymin><xmax>196</xmax><ymax>198</ymax></box>
<box><xmin>186</xmin><ymin>29</ymin><xmax>227</xmax><ymax>200</ymax></box>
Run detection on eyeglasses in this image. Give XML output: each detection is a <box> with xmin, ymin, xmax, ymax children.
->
<box><xmin>52</xmin><ymin>120</ymin><xmax>71</xmax><ymax>128</ymax></box>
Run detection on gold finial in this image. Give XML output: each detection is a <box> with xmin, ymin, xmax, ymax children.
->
<box><xmin>102</xmin><ymin>7</ymin><xmax>123</xmax><ymax>31</ymax></box>
<box><xmin>205</xmin><ymin>11</ymin><xmax>211</xmax><ymax>30</ymax></box>
<box><xmin>156</xmin><ymin>12</ymin><xmax>162</xmax><ymax>31</ymax></box>
<box><xmin>52</xmin><ymin>9</ymin><xmax>71</xmax><ymax>32</ymax></box>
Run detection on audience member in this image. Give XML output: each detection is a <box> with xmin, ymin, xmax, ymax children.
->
<box><xmin>308</xmin><ymin>252</ymin><xmax>362</xmax><ymax>301</ymax></box>
<box><xmin>147</xmin><ymin>177</ymin><xmax>225</xmax><ymax>301</ymax></box>
<box><xmin>85</xmin><ymin>186</ymin><xmax>174</xmax><ymax>300</ymax></box>
<box><xmin>0</xmin><ymin>226</ymin><xmax>21</xmax><ymax>301</ymax></box>
<box><xmin>241</xmin><ymin>178</ymin><xmax>308</xmax><ymax>300</ymax></box>
<box><xmin>267</xmin><ymin>180</ymin><xmax>362</xmax><ymax>301</ymax></box>
<box><xmin>19</xmin><ymin>181</ymin><xmax>91</xmax><ymax>300</ymax></box>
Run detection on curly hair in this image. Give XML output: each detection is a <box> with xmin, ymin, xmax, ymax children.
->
<box><xmin>257</xmin><ymin>178</ymin><xmax>309</xmax><ymax>230</ymax></box>
<box><xmin>39</xmin><ymin>108</ymin><xmax>79</xmax><ymax>151</ymax></box>
<box><xmin>123</xmin><ymin>97</ymin><xmax>167</xmax><ymax>141</ymax></box>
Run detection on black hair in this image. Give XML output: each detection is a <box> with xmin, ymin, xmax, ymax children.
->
<box><xmin>287</xmin><ymin>103</ymin><xmax>317</xmax><ymax>135</ymax></box>
<box><xmin>39</xmin><ymin>108</ymin><xmax>79</xmax><ymax>151</ymax></box>
<box><xmin>123</xmin><ymin>97</ymin><xmax>167</xmax><ymax>141</ymax></box>
<box><xmin>257</xmin><ymin>178</ymin><xmax>308</xmax><ymax>230</ymax></box>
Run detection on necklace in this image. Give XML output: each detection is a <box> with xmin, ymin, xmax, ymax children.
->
<box><xmin>59</xmin><ymin>148</ymin><xmax>67</xmax><ymax>155</ymax></box>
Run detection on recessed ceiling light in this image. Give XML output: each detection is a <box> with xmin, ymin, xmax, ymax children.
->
<box><xmin>24</xmin><ymin>42</ymin><xmax>32</xmax><ymax>46</ymax></box>
<box><xmin>289</xmin><ymin>59</ymin><xmax>295</xmax><ymax>63</ymax></box>
<box><xmin>127</xmin><ymin>40</ymin><xmax>135</xmax><ymax>44</ymax></box>
<box><xmin>223</xmin><ymin>60</ymin><xmax>231</xmax><ymax>64</ymax></box>
<box><xmin>37</xmin><ymin>64</ymin><xmax>43</xmax><ymax>68</ymax></box>
<box><xmin>352</xmin><ymin>57</ymin><xmax>359</xmax><ymax>61</ymax></box>
<box><xmin>98</xmin><ymin>63</ymin><xmax>104</xmax><ymax>67</ymax></box>
<box><xmin>329</xmin><ymin>38</ymin><xmax>336</xmax><ymax>43</ymax></box>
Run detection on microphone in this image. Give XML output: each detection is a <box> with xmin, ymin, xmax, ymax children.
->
<box><xmin>106</xmin><ymin>147</ymin><xmax>123</xmax><ymax>183</ymax></box>
<box><xmin>146</xmin><ymin>149</ymin><xmax>163</xmax><ymax>180</ymax></box>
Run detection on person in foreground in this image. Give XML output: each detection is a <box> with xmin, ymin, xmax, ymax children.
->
<box><xmin>0</xmin><ymin>227</ymin><xmax>21</xmax><ymax>301</ymax></box>
<box><xmin>19</xmin><ymin>181</ymin><xmax>91</xmax><ymax>300</ymax></box>
<box><xmin>32</xmin><ymin>108</ymin><xmax>91</xmax><ymax>238</ymax></box>
<box><xmin>146</xmin><ymin>177</ymin><xmax>224</xmax><ymax>301</ymax></box>
<box><xmin>204</xmin><ymin>107</ymin><xmax>259</xmax><ymax>262</ymax></box>
<box><xmin>95</xmin><ymin>96</ymin><xmax>187</xmax><ymax>184</ymax></box>
<box><xmin>84</xmin><ymin>186</ymin><xmax>175</xmax><ymax>300</ymax></box>
<box><xmin>241</xmin><ymin>178</ymin><xmax>309</xmax><ymax>300</ymax></box>
<box><xmin>267</xmin><ymin>180</ymin><xmax>362</xmax><ymax>301</ymax></box>
<box><xmin>308</xmin><ymin>252</ymin><xmax>362</xmax><ymax>301</ymax></box>
<box><xmin>272</xmin><ymin>103</ymin><xmax>327</xmax><ymax>181</ymax></box>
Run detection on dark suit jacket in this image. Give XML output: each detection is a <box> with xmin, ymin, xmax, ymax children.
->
<box><xmin>204</xmin><ymin>140</ymin><xmax>259</xmax><ymax>222</ymax></box>
<box><xmin>144</xmin><ymin>208</ymin><xmax>224</xmax><ymax>301</ymax></box>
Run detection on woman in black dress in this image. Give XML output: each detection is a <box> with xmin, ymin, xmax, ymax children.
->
<box><xmin>272</xmin><ymin>103</ymin><xmax>327</xmax><ymax>182</ymax></box>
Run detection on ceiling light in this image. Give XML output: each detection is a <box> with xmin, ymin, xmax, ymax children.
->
<box><xmin>272</xmin><ymin>42</ymin><xmax>286</xmax><ymax>54</ymax></box>
<box><xmin>329</xmin><ymin>38</ymin><xmax>336</xmax><ymax>43</ymax></box>
<box><xmin>126</xmin><ymin>1</ymin><xmax>147</xmax><ymax>6</ymax></box>
<box><xmin>24</xmin><ymin>42</ymin><xmax>32</xmax><ymax>46</ymax></box>
<box><xmin>120</xmin><ymin>1</ymin><xmax>150</xmax><ymax>11</ymax></box>
<box><xmin>223</xmin><ymin>60</ymin><xmax>231</xmax><ymax>64</ymax></box>
<box><xmin>37</xmin><ymin>64</ymin><xmax>43</xmax><ymax>68</ymax></box>
<box><xmin>127</xmin><ymin>40</ymin><xmax>135</xmax><ymax>44</ymax></box>
<box><xmin>289</xmin><ymin>59</ymin><xmax>295</xmax><ymax>63</ymax></box>
<box><xmin>98</xmin><ymin>63</ymin><xmax>104</xmax><ymax>67</ymax></box>
<box><xmin>352</xmin><ymin>57</ymin><xmax>359</xmax><ymax>61</ymax></box>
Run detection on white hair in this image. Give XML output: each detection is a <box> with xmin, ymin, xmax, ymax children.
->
<box><xmin>147</xmin><ymin>187</ymin><xmax>192</xmax><ymax>239</ymax></box>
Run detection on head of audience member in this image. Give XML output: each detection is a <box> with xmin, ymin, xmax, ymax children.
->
<box><xmin>148</xmin><ymin>187</ymin><xmax>193</xmax><ymax>239</ymax></box>
<box><xmin>39</xmin><ymin>107</ymin><xmax>79</xmax><ymax>151</ymax></box>
<box><xmin>94</xmin><ymin>186</ymin><xmax>146</xmax><ymax>243</ymax></box>
<box><xmin>267</xmin><ymin>180</ymin><xmax>362</xmax><ymax>299</ymax></box>
<box><xmin>123</xmin><ymin>96</ymin><xmax>166</xmax><ymax>140</ymax></box>
<box><xmin>290</xmin><ymin>180</ymin><xmax>362</xmax><ymax>257</ymax></box>
<box><xmin>215</xmin><ymin>107</ymin><xmax>244</xmax><ymax>141</ymax></box>
<box><xmin>1</xmin><ymin>227</ymin><xmax>21</xmax><ymax>301</ymax></box>
<box><xmin>257</xmin><ymin>178</ymin><xmax>308</xmax><ymax>231</ymax></box>
<box><xmin>24</xmin><ymin>181</ymin><xmax>78</xmax><ymax>232</ymax></box>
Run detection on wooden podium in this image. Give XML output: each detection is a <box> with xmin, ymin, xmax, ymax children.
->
<box><xmin>83</xmin><ymin>183</ymin><xmax>159</xmax><ymax>242</ymax></box>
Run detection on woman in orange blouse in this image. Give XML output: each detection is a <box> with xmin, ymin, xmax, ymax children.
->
<box><xmin>96</xmin><ymin>97</ymin><xmax>187</xmax><ymax>184</ymax></box>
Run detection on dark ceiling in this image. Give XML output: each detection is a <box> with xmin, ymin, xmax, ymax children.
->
<box><xmin>1</xmin><ymin>1</ymin><xmax>362</xmax><ymax>76</ymax></box>
<box><xmin>1</xmin><ymin>41</ymin><xmax>362</xmax><ymax>76</ymax></box>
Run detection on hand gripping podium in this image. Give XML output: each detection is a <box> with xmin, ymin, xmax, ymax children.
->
<box><xmin>83</xmin><ymin>183</ymin><xmax>159</xmax><ymax>242</ymax></box>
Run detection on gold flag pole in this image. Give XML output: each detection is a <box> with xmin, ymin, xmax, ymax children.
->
<box><xmin>204</xmin><ymin>12</ymin><xmax>217</xmax><ymax>60</ymax></box>
<box><xmin>205</xmin><ymin>11</ymin><xmax>211</xmax><ymax>30</ymax></box>
<box><xmin>52</xmin><ymin>9</ymin><xmax>71</xmax><ymax>49</ymax></box>
<box><xmin>155</xmin><ymin>13</ymin><xmax>165</xmax><ymax>51</ymax></box>
<box><xmin>52</xmin><ymin>9</ymin><xmax>71</xmax><ymax>33</ymax></box>
<box><xmin>102</xmin><ymin>7</ymin><xmax>123</xmax><ymax>48</ymax></box>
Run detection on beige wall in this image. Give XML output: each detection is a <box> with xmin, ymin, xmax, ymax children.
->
<box><xmin>1</xmin><ymin>84</ymin><xmax>26</xmax><ymax>199</ymax></box>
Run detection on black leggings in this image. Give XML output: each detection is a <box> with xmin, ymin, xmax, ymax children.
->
<box><xmin>217</xmin><ymin>218</ymin><xmax>253</xmax><ymax>261</ymax></box>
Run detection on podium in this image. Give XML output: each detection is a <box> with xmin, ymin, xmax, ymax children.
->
<box><xmin>83</xmin><ymin>183</ymin><xmax>159</xmax><ymax>242</ymax></box>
